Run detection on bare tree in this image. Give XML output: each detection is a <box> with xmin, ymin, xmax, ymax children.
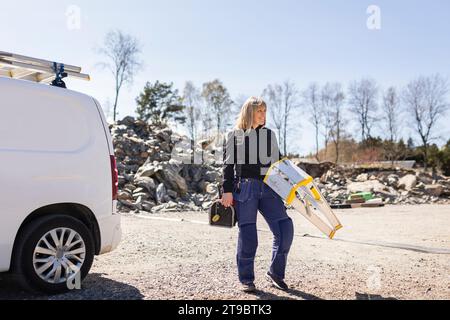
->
<box><xmin>182</xmin><ymin>81</ymin><xmax>201</xmax><ymax>148</ymax></box>
<box><xmin>101</xmin><ymin>98</ymin><xmax>114</xmax><ymax>122</ymax></box>
<box><xmin>382</xmin><ymin>86</ymin><xmax>401</xmax><ymax>164</ymax></box>
<box><xmin>262</xmin><ymin>84</ymin><xmax>283</xmax><ymax>148</ymax></box>
<box><xmin>262</xmin><ymin>80</ymin><xmax>299</xmax><ymax>156</ymax></box>
<box><xmin>201</xmin><ymin>79</ymin><xmax>233</xmax><ymax>136</ymax></box>
<box><xmin>348</xmin><ymin>78</ymin><xmax>378</xmax><ymax>141</ymax></box>
<box><xmin>199</xmin><ymin>103</ymin><xmax>214</xmax><ymax>139</ymax></box>
<box><xmin>383</xmin><ymin>86</ymin><xmax>400</xmax><ymax>142</ymax></box>
<box><xmin>331</xmin><ymin>84</ymin><xmax>345</xmax><ymax>163</ymax></box>
<box><xmin>320</xmin><ymin>83</ymin><xmax>335</xmax><ymax>160</ymax></box>
<box><xmin>232</xmin><ymin>94</ymin><xmax>247</xmax><ymax>111</ymax></box>
<box><xmin>302</xmin><ymin>83</ymin><xmax>322</xmax><ymax>161</ymax></box>
<box><xmin>403</xmin><ymin>74</ymin><xmax>449</xmax><ymax>170</ymax></box>
<box><xmin>321</xmin><ymin>83</ymin><xmax>345</xmax><ymax>163</ymax></box>
<box><xmin>98</xmin><ymin>30</ymin><xmax>142</xmax><ymax>121</ymax></box>
<box><xmin>281</xmin><ymin>81</ymin><xmax>300</xmax><ymax>156</ymax></box>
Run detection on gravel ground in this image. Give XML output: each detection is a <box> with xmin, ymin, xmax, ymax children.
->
<box><xmin>0</xmin><ymin>204</ymin><xmax>449</xmax><ymax>300</ymax></box>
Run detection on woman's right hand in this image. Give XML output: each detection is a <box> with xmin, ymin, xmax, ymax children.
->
<box><xmin>221</xmin><ymin>192</ymin><xmax>233</xmax><ymax>207</ymax></box>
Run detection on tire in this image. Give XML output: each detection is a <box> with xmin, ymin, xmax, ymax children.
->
<box><xmin>13</xmin><ymin>214</ymin><xmax>95</xmax><ymax>294</ymax></box>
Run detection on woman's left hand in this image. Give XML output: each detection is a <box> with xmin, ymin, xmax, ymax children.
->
<box><xmin>221</xmin><ymin>192</ymin><xmax>234</xmax><ymax>207</ymax></box>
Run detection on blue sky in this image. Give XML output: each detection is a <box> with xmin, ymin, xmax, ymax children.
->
<box><xmin>1</xmin><ymin>0</ymin><xmax>449</xmax><ymax>154</ymax></box>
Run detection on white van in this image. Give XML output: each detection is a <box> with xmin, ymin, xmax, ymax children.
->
<box><xmin>0</xmin><ymin>52</ymin><xmax>121</xmax><ymax>293</ymax></box>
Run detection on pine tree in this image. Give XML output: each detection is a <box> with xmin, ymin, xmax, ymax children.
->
<box><xmin>136</xmin><ymin>81</ymin><xmax>186</xmax><ymax>126</ymax></box>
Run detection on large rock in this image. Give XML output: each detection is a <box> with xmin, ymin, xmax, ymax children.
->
<box><xmin>141</xmin><ymin>200</ymin><xmax>156</xmax><ymax>212</ymax></box>
<box><xmin>347</xmin><ymin>180</ymin><xmax>387</xmax><ymax>193</ymax></box>
<box><xmin>356</xmin><ymin>173</ymin><xmax>369</xmax><ymax>182</ymax></box>
<box><xmin>117</xmin><ymin>190</ymin><xmax>133</xmax><ymax>201</ymax></box>
<box><xmin>156</xmin><ymin>183</ymin><xmax>167</xmax><ymax>204</ymax></box>
<box><xmin>398</xmin><ymin>174</ymin><xmax>417</xmax><ymax>191</ymax></box>
<box><xmin>151</xmin><ymin>201</ymin><xmax>179</xmax><ymax>213</ymax></box>
<box><xmin>386</xmin><ymin>174</ymin><xmax>399</xmax><ymax>186</ymax></box>
<box><xmin>424</xmin><ymin>184</ymin><xmax>443</xmax><ymax>197</ymax></box>
<box><xmin>154</xmin><ymin>162</ymin><xmax>188</xmax><ymax>196</ymax></box>
<box><xmin>205</xmin><ymin>182</ymin><xmax>218</xmax><ymax>195</ymax></box>
<box><xmin>198</xmin><ymin>180</ymin><xmax>208</xmax><ymax>193</ymax></box>
<box><xmin>191</xmin><ymin>166</ymin><xmax>204</xmax><ymax>183</ymax></box>
<box><xmin>133</xmin><ymin>176</ymin><xmax>157</xmax><ymax>193</ymax></box>
<box><xmin>167</xmin><ymin>189</ymin><xmax>178</xmax><ymax>198</ymax></box>
<box><xmin>135</xmin><ymin>162</ymin><xmax>157</xmax><ymax>178</ymax></box>
<box><xmin>203</xmin><ymin>170</ymin><xmax>221</xmax><ymax>182</ymax></box>
<box><xmin>155</xmin><ymin>127</ymin><xmax>172</xmax><ymax>143</ymax></box>
<box><xmin>377</xmin><ymin>189</ymin><xmax>398</xmax><ymax>201</ymax></box>
<box><xmin>294</xmin><ymin>160</ymin><xmax>334</xmax><ymax>178</ymax></box>
<box><xmin>117</xmin><ymin>116</ymin><xmax>136</xmax><ymax>126</ymax></box>
<box><xmin>417</xmin><ymin>172</ymin><xmax>433</xmax><ymax>184</ymax></box>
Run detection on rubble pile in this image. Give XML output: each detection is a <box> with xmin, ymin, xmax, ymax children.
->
<box><xmin>111</xmin><ymin>116</ymin><xmax>222</xmax><ymax>213</ymax></box>
<box><xmin>110</xmin><ymin>117</ymin><xmax>449</xmax><ymax>213</ymax></box>
<box><xmin>316</xmin><ymin>166</ymin><xmax>450</xmax><ymax>205</ymax></box>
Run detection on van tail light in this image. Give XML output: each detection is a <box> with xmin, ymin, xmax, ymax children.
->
<box><xmin>110</xmin><ymin>155</ymin><xmax>118</xmax><ymax>200</ymax></box>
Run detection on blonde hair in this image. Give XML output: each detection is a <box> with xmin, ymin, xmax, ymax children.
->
<box><xmin>234</xmin><ymin>96</ymin><xmax>267</xmax><ymax>131</ymax></box>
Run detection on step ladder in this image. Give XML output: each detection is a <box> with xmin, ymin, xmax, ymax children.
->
<box><xmin>0</xmin><ymin>51</ymin><xmax>90</xmax><ymax>88</ymax></box>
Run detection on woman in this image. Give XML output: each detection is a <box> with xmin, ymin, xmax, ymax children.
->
<box><xmin>220</xmin><ymin>96</ymin><xmax>294</xmax><ymax>293</ymax></box>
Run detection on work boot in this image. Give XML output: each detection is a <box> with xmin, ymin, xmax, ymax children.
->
<box><xmin>266</xmin><ymin>272</ymin><xmax>289</xmax><ymax>291</ymax></box>
<box><xmin>241</xmin><ymin>282</ymin><xmax>256</xmax><ymax>293</ymax></box>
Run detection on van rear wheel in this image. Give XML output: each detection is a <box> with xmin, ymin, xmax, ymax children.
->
<box><xmin>13</xmin><ymin>215</ymin><xmax>94</xmax><ymax>294</ymax></box>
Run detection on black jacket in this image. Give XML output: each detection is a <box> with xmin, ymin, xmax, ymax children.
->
<box><xmin>222</xmin><ymin>124</ymin><xmax>283</xmax><ymax>193</ymax></box>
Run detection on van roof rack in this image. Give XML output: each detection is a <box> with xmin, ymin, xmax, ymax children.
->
<box><xmin>0</xmin><ymin>51</ymin><xmax>90</xmax><ymax>88</ymax></box>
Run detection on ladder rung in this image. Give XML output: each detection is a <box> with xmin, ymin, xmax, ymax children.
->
<box><xmin>0</xmin><ymin>51</ymin><xmax>82</xmax><ymax>73</ymax></box>
<box><xmin>0</xmin><ymin>51</ymin><xmax>90</xmax><ymax>83</ymax></box>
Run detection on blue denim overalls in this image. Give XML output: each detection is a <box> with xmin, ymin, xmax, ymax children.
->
<box><xmin>232</xmin><ymin>177</ymin><xmax>294</xmax><ymax>284</ymax></box>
